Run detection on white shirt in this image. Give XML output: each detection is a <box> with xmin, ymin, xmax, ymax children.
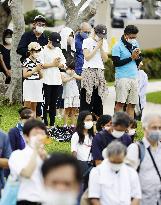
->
<box><xmin>88</xmin><ymin>160</ymin><xmax>142</xmax><ymax>205</ymax></box>
<box><xmin>71</xmin><ymin>132</ymin><xmax>92</xmax><ymax>161</ymax></box>
<box><xmin>39</xmin><ymin>46</ymin><xmax>66</xmax><ymax>85</ymax></box>
<box><xmin>82</xmin><ymin>37</ymin><xmax>108</xmax><ymax>69</ymax></box>
<box><xmin>8</xmin><ymin>145</ymin><xmax>44</xmax><ymax>202</ymax></box>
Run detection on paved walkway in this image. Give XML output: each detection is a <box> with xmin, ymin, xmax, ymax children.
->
<box><xmin>103</xmin><ymin>81</ymin><xmax>161</xmax><ymax>117</ymax></box>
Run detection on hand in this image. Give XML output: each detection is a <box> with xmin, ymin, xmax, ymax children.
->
<box><xmin>5</xmin><ymin>69</ymin><xmax>11</xmax><ymax>77</ymax></box>
<box><xmin>131</xmin><ymin>50</ymin><xmax>140</xmax><ymax>60</ymax></box>
<box><xmin>97</xmin><ymin>39</ymin><xmax>103</xmax><ymax>49</ymax></box>
<box><xmin>53</xmin><ymin>58</ymin><xmax>61</xmax><ymax>67</ymax></box>
<box><xmin>34</xmin><ymin>64</ymin><xmax>43</xmax><ymax>72</ymax></box>
<box><xmin>38</xmin><ymin>146</ymin><xmax>48</xmax><ymax>160</ymax></box>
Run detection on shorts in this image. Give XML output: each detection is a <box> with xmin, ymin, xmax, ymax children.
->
<box><xmin>115</xmin><ymin>78</ymin><xmax>139</xmax><ymax>105</ymax></box>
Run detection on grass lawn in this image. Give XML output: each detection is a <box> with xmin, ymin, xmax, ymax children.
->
<box><xmin>147</xmin><ymin>91</ymin><xmax>161</xmax><ymax>104</ymax></box>
<box><xmin>0</xmin><ymin>104</ymin><xmax>144</xmax><ymax>153</ymax></box>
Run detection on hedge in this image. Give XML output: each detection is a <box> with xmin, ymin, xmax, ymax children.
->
<box><xmin>104</xmin><ymin>47</ymin><xmax>161</xmax><ymax>82</ymax></box>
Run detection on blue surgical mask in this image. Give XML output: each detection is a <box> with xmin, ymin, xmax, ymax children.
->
<box><xmin>81</xmin><ymin>32</ymin><xmax>88</xmax><ymax>39</ymax></box>
<box><xmin>148</xmin><ymin>130</ymin><xmax>161</xmax><ymax>142</ymax></box>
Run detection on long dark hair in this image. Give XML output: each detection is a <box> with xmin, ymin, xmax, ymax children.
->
<box><xmin>76</xmin><ymin>111</ymin><xmax>94</xmax><ymax>144</ymax></box>
<box><xmin>2</xmin><ymin>29</ymin><xmax>13</xmax><ymax>45</ymax></box>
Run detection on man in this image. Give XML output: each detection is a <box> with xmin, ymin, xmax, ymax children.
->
<box><xmin>112</xmin><ymin>25</ymin><xmax>141</xmax><ymax>118</ymax></box>
<box><xmin>92</xmin><ymin>112</ymin><xmax>132</xmax><ymax>166</ymax></box>
<box><xmin>75</xmin><ymin>22</ymin><xmax>91</xmax><ymax>76</ymax></box>
<box><xmin>88</xmin><ymin>141</ymin><xmax>142</xmax><ymax>205</ymax></box>
<box><xmin>80</xmin><ymin>24</ymin><xmax>108</xmax><ymax>118</ymax></box>
<box><xmin>41</xmin><ymin>153</ymin><xmax>82</xmax><ymax>205</ymax></box>
<box><xmin>17</xmin><ymin>15</ymin><xmax>48</xmax><ymax>118</ymax></box>
<box><xmin>0</xmin><ymin>130</ymin><xmax>12</xmax><ymax>196</ymax></box>
<box><xmin>126</xmin><ymin>114</ymin><xmax>161</xmax><ymax>205</ymax></box>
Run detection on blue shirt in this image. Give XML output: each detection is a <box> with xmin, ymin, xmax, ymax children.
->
<box><xmin>0</xmin><ymin>131</ymin><xmax>12</xmax><ymax>191</ymax></box>
<box><xmin>75</xmin><ymin>33</ymin><xmax>86</xmax><ymax>74</ymax></box>
<box><xmin>112</xmin><ymin>39</ymin><xmax>139</xmax><ymax>79</ymax></box>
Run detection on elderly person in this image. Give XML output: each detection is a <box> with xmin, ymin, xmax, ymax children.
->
<box><xmin>92</xmin><ymin>112</ymin><xmax>132</xmax><ymax>166</ymax></box>
<box><xmin>88</xmin><ymin>141</ymin><xmax>141</xmax><ymax>205</ymax></box>
<box><xmin>126</xmin><ymin>114</ymin><xmax>161</xmax><ymax>205</ymax></box>
<box><xmin>75</xmin><ymin>22</ymin><xmax>91</xmax><ymax>76</ymax></box>
<box><xmin>80</xmin><ymin>24</ymin><xmax>108</xmax><ymax>118</ymax></box>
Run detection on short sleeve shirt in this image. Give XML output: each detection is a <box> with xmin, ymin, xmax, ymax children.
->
<box><xmin>71</xmin><ymin>132</ymin><xmax>92</xmax><ymax>161</ymax></box>
<box><xmin>23</xmin><ymin>58</ymin><xmax>41</xmax><ymax>80</ymax></box>
<box><xmin>82</xmin><ymin>37</ymin><xmax>108</xmax><ymax>69</ymax></box>
<box><xmin>0</xmin><ymin>44</ymin><xmax>11</xmax><ymax>72</ymax></box>
<box><xmin>92</xmin><ymin>130</ymin><xmax>132</xmax><ymax>161</ymax></box>
<box><xmin>112</xmin><ymin>40</ymin><xmax>138</xmax><ymax>79</ymax></box>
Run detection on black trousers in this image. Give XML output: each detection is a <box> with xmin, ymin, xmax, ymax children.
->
<box><xmin>43</xmin><ymin>84</ymin><xmax>60</xmax><ymax>126</ymax></box>
<box><xmin>17</xmin><ymin>201</ymin><xmax>41</xmax><ymax>205</ymax></box>
<box><xmin>80</xmin><ymin>88</ymin><xmax>103</xmax><ymax>117</ymax></box>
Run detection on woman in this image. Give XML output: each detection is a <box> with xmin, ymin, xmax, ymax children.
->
<box><xmin>96</xmin><ymin>115</ymin><xmax>112</xmax><ymax>132</ymax></box>
<box><xmin>8</xmin><ymin>119</ymin><xmax>48</xmax><ymax>205</ymax></box>
<box><xmin>23</xmin><ymin>42</ymin><xmax>43</xmax><ymax>116</ymax></box>
<box><xmin>80</xmin><ymin>24</ymin><xmax>108</xmax><ymax>118</ymax></box>
<box><xmin>0</xmin><ymin>29</ymin><xmax>13</xmax><ymax>84</ymax></box>
<box><xmin>71</xmin><ymin>111</ymin><xmax>94</xmax><ymax>173</ymax></box>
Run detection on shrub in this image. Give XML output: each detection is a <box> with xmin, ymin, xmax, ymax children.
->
<box><xmin>24</xmin><ymin>10</ymin><xmax>55</xmax><ymax>27</ymax></box>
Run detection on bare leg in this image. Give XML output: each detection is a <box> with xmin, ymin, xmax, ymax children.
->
<box><xmin>30</xmin><ymin>102</ymin><xmax>37</xmax><ymax>117</ymax></box>
<box><xmin>64</xmin><ymin>108</ymin><xmax>70</xmax><ymax>126</ymax></box>
<box><xmin>71</xmin><ymin>108</ymin><xmax>77</xmax><ymax>126</ymax></box>
<box><xmin>126</xmin><ymin>104</ymin><xmax>135</xmax><ymax>118</ymax></box>
<box><xmin>24</xmin><ymin>101</ymin><xmax>31</xmax><ymax>109</ymax></box>
<box><xmin>115</xmin><ymin>102</ymin><xmax>125</xmax><ymax>113</ymax></box>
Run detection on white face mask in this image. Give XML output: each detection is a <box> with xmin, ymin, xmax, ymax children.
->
<box><xmin>35</xmin><ymin>26</ymin><xmax>45</xmax><ymax>34</ymax></box>
<box><xmin>109</xmin><ymin>162</ymin><xmax>123</xmax><ymax>172</ymax></box>
<box><xmin>5</xmin><ymin>37</ymin><xmax>12</xmax><ymax>45</ymax></box>
<box><xmin>84</xmin><ymin>121</ymin><xmax>93</xmax><ymax>130</ymax></box>
<box><xmin>112</xmin><ymin>130</ymin><xmax>125</xmax><ymax>138</ymax></box>
<box><xmin>95</xmin><ymin>35</ymin><xmax>101</xmax><ymax>42</ymax></box>
<box><xmin>29</xmin><ymin>136</ymin><xmax>38</xmax><ymax>148</ymax></box>
<box><xmin>43</xmin><ymin>189</ymin><xmax>78</xmax><ymax>205</ymax></box>
<box><xmin>128</xmin><ymin>129</ymin><xmax>136</xmax><ymax>136</ymax></box>
<box><xmin>127</xmin><ymin>39</ymin><xmax>137</xmax><ymax>45</ymax></box>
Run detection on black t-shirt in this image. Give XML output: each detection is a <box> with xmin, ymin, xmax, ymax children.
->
<box><xmin>0</xmin><ymin>44</ymin><xmax>11</xmax><ymax>72</ymax></box>
<box><xmin>92</xmin><ymin>130</ymin><xmax>132</xmax><ymax>161</ymax></box>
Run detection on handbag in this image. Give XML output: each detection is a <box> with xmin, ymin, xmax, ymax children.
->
<box><xmin>0</xmin><ymin>175</ymin><xmax>20</xmax><ymax>205</ymax></box>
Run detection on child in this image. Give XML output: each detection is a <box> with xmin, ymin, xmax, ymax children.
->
<box><xmin>128</xmin><ymin>117</ymin><xmax>137</xmax><ymax>142</ymax></box>
<box><xmin>23</xmin><ymin>42</ymin><xmax>43</xmax><ymax>116</ymax></box>
<box><xmin>61</xmin><ymin>59</ymin><xmax>82</xmax><ymax>127</ymax></box>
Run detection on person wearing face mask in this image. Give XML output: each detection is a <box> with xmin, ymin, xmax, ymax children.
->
<box><xmin>96</xmin><ymin>115</ymin><xmax>112</xmax><ymax>132</ymax></box>
<box><xmin>41</xmin><ymin>153</ymin><xmax>82</xmax><ymax>205</ymax></box>
<box><xmin>61</xmin><ymin>59</ymin><xmax>82</xmax><ymax>128</ymax></box>
<box><xmin>92</xmin><ymin>112</ymin><xmax>132</xmax><ymax>166</ymax></box>
<box><xmin>80</xmin><ymin>24</ymin><xmax>108</xmax><ymax>118</ymax></box>
<box><xmin>71</xmin><ymin>111</ymin><xmax>94</xmax><ymax>175</ymax></box>
<box><xmin>112</xmin><ymin>25</ymin><xmax>142</xmax><ymax>119</ymax></box>
<box><xmin>8</xmin><ymin>119</ymin><xmax>48</xmax><ymax>205</ymax></box>
<box><xmin>88</xmin><ymin>141</ymin><xmax>142</xmax><ymax>205</ymax></box>
<box><xmin>75</xmin><ymin>22</ymin><xmax>91</xmax><ymax>76</ymax></box>
<box><xmin>23</xmin><ymin>42</ymin><xmax>43</xmax><ymax>116</ymax></box>
<box><xmin>39</xmin><ymin>32</ymin><xmax>66</xmax><ymax>127</ymax></box>
<box><xmin>0</xmin><ymin>29</ymin><xmax>13</xmax><ymax>84</ymax></box>
<box><xmin>8</xmin><ymin>107</ymin><xmax>34</xmax><ymax>151</ymax></box>
<box><xmin>126</xmin><ymin>114</ymin><xmax>161</xmax><ymax>205</ymax></box>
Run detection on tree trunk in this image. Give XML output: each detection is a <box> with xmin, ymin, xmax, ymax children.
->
<box><xmin>5</xmin><ymin>0</ymin><xmax>25</xmax><ymax>103</ymax></box>
<box><xmin>64</xmin><ymin>0</ymin><xmax>98</xmax><ymax>31</ymax></box>
<box><xmin>143</xmin><ymin>0</ymin><xmax>156</xmax><ymax>18</ymax></box>
<box><xmin>0</xmin><ymin>0</ymin><xmax>11</xmax><ymax>43</ymax></box>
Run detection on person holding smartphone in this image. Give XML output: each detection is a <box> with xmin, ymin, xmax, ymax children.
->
<box><xmin>112</xmin><ymin>25</ymin><xmax>141</xmax><ymax>118</ymax></box>
<box><xmin>39</xmin><ymin>32</ymin><xmax>66</xmax><ymax>127</ymax></box>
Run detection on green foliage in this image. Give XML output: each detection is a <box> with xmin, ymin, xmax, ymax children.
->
<box><xmin>147</xmin><ymin>91</ymin><xmax>161</xmax><ymax>104</ymax></box>
<box><xmin>104</xmin><ymin>47</ymin><xmax>161</xmax><ymax>82</ymax></box>
<box><xmin>24</xmin><ymin>10</ymin><xmax>55</xmax><ymax>27</ymax></box>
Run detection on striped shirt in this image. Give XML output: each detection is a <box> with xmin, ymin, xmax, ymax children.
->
<box><xmin>23</xmin><ymin>58</ymin><xmax>41</xmax><ymax>80</ymax></box>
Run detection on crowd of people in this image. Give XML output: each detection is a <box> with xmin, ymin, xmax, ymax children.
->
<box><xmin>0</xmin><ymin>14</ymin><xmax>160</xmax><ymax>205</ymax></box>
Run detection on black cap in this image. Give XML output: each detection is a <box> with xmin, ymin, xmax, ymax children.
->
<box><xmin>94</xmin><ymin>24</ymin><xmax>107</xmax><ymax>39</ymax></box>
<box><xmin>33</xmin><ymin>15</ymin><xmax>47</xmax><ymax>23</ymax></box>
<box><xmin>49</xmin><ymin>32</ymin><xmax>61</xmax><ymax>47</ymax></box>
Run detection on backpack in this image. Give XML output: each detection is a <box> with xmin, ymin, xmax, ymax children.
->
<box><xmin>136</xmin><ymin>140</ymin><xmax>145</xmax><ymax>172</ymax></box>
